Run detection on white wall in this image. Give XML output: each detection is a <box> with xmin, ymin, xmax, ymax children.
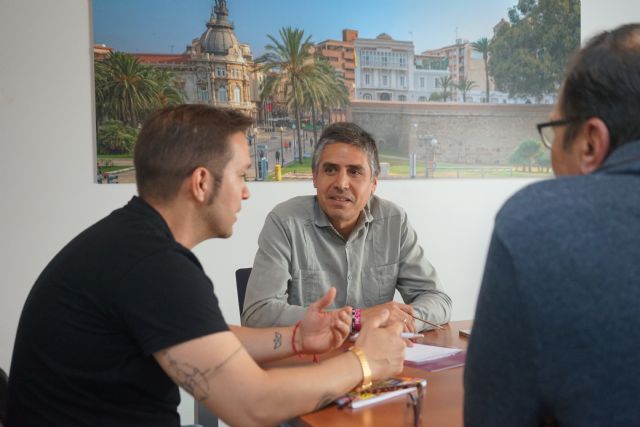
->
<box><xmin>0</xmin><ymin>0</ymin><xmax>636</xmax><ymax>424</ymax></box>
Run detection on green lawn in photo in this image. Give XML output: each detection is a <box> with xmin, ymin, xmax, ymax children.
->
<box><xmin>267</xmin><ymin>154</ymin><xmax>552</xmax><ymax>180</ymax></box>
<box><xmin>268</xmin><ymin>158</ymin><xmax>313</xmax><ymax>180</ymax></box>
<box><xmin>379</xmin><ymin>154</ymin><xmax>552</xmax><ymax>179</ymax></box>
<box><xmin>97</xmin><ymin>166</ymin><xmax>125</xmax><ymax>173</ymax></box>
<box><xmin>97</xmin><ymin>154</ymin><xmax>133</xmax><ymax>159</ymax></box>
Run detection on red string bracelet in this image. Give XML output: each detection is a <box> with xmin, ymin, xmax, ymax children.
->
<box><xmin>291</xmin><ymin>321</ymin><xmax>319</xmax><ymax>363</ymax></box>
<box><xmin>292</xmin><ymin>321</ymin><xmax>303</xmax><ymax>358</ymax></box>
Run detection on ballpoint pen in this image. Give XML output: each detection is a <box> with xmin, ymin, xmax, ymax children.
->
<box><xmin>350</xmin><ymin>332</ymin><xmax>424</xmax><ymax>340</ymax></box>
<box><xmin>409</xmin><ymin>313</ymin><xmax>444</xmax><ymax>330</ymax></box>
<box><xmin>400</xmin><ymin>332</ymin><xmax>424</xmax><ymax>339</ymax></box>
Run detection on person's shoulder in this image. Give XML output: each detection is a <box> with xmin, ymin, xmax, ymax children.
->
<box><xmin>270</xmin><ymin>195</ymin><xmax>315</xmax><ymax>220</ymax></box>
<box><xmin>496</xmin><ymin>177</ymin><xmax>583</xmax><ymax>233</ymax></box>
<box><xmin>369</xmin><ymin>195</ymin><xmax>406</xmax><ymax>219</ymax></box>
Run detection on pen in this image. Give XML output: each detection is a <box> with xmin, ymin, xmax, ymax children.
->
<box><xmin>409</xmin><ymin>313</ymin><xmax>445</xmax><ymax>330</ymax></box>
<box><xmin>350</xmin><ymin>332</ymin><xmax>424</xmax><ymax>340</ymax></box>
<box><xmin>400</xmin><ymin>332</ymin><xmax>424</xmax><ymax>339</ymax></box>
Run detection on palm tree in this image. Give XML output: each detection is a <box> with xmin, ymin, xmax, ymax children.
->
<box><xmin>300</xmin><ymin>57</ymin><xmax>349</xmax><ymax>143</ymax></box>
<box><xmin>149</xmin><ymin>68</ymin><xmax>184</xmax><ymax>108</ymax></box>
<box><xmin>437</xmin><ymin>76</ymin><xmax>454</xmax><ymax>102</ymax></box>
<box><xmin>95</xmin><ymin>52</ymin><xmax>159</xmax><ymax>126</ymax></box>
<box><xmin>257</xmin><ymin>27</ymin><xmax>316</xmax><ymax>164</ymax></box>
<box><xmin>456</xmin><ymin>76</ymin><xmax>477</xmax><ymax>102</ymax></box>
<box><xmin>471</xmin><ymin>37</ymin><xmax>491</xmax><ymax>103</ymax></box>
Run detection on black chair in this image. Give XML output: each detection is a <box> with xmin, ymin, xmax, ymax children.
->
<box><xmin>0</xmin><ymin>367</ymin><xmax>8</xmax><ymax>427</ymax></box>
<box><xmin>193</xmin><ymin>401</ymin><xmax>218</xmax><ymax>427</ymax></box>
<box><xmin>235</xmin><ymin>268</ymin><xmax>252</xmax><ymax>315</ymax></box>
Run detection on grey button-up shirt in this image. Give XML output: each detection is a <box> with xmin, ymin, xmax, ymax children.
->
<box><xmin>241</xmin><ymin>195</ymin><xmax>452</xmax><ymax>330</ymax></box>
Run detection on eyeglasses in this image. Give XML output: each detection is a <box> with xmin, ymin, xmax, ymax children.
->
<box><xmin>404</xmin><ymin>382</ymin><xmax>424</xmax><ymax>427</ymax></box>
<box><xmin>536</xmin><ymin>117</ymin><xmax>581</xmax><ymax>149</ymax></box>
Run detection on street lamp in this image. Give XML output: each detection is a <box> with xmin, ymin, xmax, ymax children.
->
<box><xmin>251</xmin><ymin>127</ymin><xmax>259</xmax><ymax>181</ymax></box>
<box><xmin>416</xmin><ymin>131</ymin><xmax>438</xmax><ymax>178</ymax></box>
<box><xmin>429</xmin><ymin>138</ymin><xmax>438</xmax><ymax>178</ymax></box>
<box><xmin>278</xmin><ymin>126</ymin><xmax>284</xmax><ymax>166</ymax></box>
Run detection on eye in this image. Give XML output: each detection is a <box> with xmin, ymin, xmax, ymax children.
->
<box><xmin>349</xmin><ymin>168</ymin><xmax>363</xmax><ymax>176</ymax></box>
<box><xmin>323</xmin><ymin>165</ymin><xmax>337</xmax><ymax>174</ymax></box>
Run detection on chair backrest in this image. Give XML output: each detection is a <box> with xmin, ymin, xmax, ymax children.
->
<box><xmin>193</xmin><ymin>400</ymin><xmax>218</xmax><ymax>427</ymax></box>
<box><xmin>188</xmin><ymin>268</ymin><xmax>251</xmax><ymax>427</ymax></box>
<box><xmin>0</xmin><ymin>367</ymin><xmax>8</xmax><ymax>427</ymax></box>
<box><xmin>235</xmin><ymin>268</ymin><xmax>252</xmax><ymax>315</ymax></box>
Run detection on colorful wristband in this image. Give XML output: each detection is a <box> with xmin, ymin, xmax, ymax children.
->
<box><xmin>352</xmin><ymin>308</ymin><xmax>362</xmax><ymax>333</ymax></box>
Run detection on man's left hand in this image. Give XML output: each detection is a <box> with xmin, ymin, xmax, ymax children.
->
<box><xmin>299</xmin><ymin>287</ymin><xmax>352</xmax><ymax>354</ymax></box>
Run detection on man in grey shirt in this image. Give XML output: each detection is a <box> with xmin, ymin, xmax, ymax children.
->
<box><xmin>242</xmin><ymin>122</ymin><xmax>452</xmax><ymax>331</ymax></box>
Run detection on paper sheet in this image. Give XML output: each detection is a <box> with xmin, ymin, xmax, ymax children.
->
<box><xmin>404</xmin><ymin>343</ymin><xmax>462</xmax><ymax>363</ymax></box>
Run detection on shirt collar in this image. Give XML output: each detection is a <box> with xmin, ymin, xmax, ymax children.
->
<box><xmin>312</xmin><ymin>196</ymin><xmax>375</xmax><ymax>230</ymax></box>
<box><xmin>126</xmin><ymin>196</ymin><xmax>176</xmax><ymax>242</ymax></box>
<box><xmin>596</xmin><ymin>139</ymin><xmax>640</xmax><ymax>174</ymax></box>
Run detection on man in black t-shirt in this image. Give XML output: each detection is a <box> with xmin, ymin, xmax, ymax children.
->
<box><xmin>8</xmin><ymin>105</ymin><xmax>406</xmax><ymax>426</ymax></box>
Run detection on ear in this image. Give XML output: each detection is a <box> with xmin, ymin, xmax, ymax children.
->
<box><xmin>370</xmin><ymin>176</ymin><xmax>378</xmax><ymax>196</ymax></box>
<box><xmin>312</xmin><ymin>171</ymin><xmax>318</xmax><ymax>189</ymax></box>
<box><xmin>577</xmin><ymin>117</ymin><xmax>610</xmax><ymax>174</ymax></box>
<box><xmin>189</xmin><ymin>166</ymin><xmax>214</xmax><ymax>204</ymax></box>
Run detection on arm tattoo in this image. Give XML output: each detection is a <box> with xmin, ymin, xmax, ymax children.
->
<box><xmin>273</xmin><ymin>331</ymin><xmax>282</xmax><ymax>350</ymax></box>
<box><xmin>162</xmin><ymin>346</ymin><xmax>242</xmax><ymax>401</ymax></box>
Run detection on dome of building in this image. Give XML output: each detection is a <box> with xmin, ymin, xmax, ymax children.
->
<box><xmin>376</xmin><ymin>33</ymin><xmax>393</xmax><ymax>40</ymax></box>
<box><xmin>200</xmin><ymin>0</ymin><xmax>241</xmax><ymax>55</ymax></box>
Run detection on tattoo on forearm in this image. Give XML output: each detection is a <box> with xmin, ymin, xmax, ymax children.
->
<box><xmin>162</xmin><ymin>346</ymin><xmax>242</xmax><ymax>401</ymax></box>
<box><xmin>273</xmin><ymin>331</ymin><xmax>282</xmax><ymax>350</ymax></box>
<box><xmin>315</xmin><ymin>393</ymin><xmax>339</xmax><ymax>411</ymax></box>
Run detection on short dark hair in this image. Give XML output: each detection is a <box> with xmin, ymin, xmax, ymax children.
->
<box><xmin>134</xmin><ymin>104</ymin><xmax>253</xmax><ymax>202</ymax></box>
<box><xmin>312</xmin><ymin>122</ymin><xmax>380</xmax><ymax>178</ymax></box>
<box><xmin>561</xmin><ymin>23</ymin><xmax>640</xmax><ymax>152</ymax></box>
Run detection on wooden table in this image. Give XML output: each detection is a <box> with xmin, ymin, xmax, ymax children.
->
<box><xmin>292</xmin><ymin>320</ymin><xmax>472</xmax><ymax>427</ymax></box>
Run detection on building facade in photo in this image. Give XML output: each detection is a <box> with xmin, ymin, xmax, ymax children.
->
<box><xmin>354</xmin><ymin>33</ymin><xmax>448</xmax><ymax>103</ymax></box>
<box><xmin>96</xmin><ymin>0</ymin><xmax>259</xmax><ymax>118</ymax></box>
<box><xmin>316</xmin><ymin>29</ymin><xmax>357</xmax><ymax>99</ymax></box>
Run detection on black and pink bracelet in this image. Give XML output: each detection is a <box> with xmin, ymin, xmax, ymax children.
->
<box><xmin>352</xmin><ymin>308</ymin><xmax>362</xmax><ymax>334</ymax></box>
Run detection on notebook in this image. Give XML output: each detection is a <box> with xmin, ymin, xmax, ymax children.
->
<box><xmin>335</xmin><ymin>376</ymin><xmax>427</xmax><ymax>409</ymax></box>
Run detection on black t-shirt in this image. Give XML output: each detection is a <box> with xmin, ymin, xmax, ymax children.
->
<box><xmin>8</xmin><ymin>197</ymin><xmax>229</xmax><ymax>427</ymax></box>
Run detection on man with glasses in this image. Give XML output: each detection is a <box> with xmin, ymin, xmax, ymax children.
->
<box><xmin>465</xmin><ymin>23</ymin><xmax>640</xmax><ymax>426</ymax></box>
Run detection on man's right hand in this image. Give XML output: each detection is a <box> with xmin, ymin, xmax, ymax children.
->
<box><xmin>353</xmin><ymin>309</ymin><xmax>405</xmax><ymax>380</ymax></box>
<box><xmin>361</xmin><ymin>301</ymin><xmax>416</xmax><ymax>332</ymax></box>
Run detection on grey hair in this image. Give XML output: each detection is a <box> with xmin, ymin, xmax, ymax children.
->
<box><xmin>311</xmin><ymin>122</ymin><xmax>380</xmax><ymax>179</ymax></box>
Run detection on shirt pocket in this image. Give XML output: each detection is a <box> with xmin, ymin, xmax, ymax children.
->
<box><xmin>362</xmin><ymin>263</ymin><xmax>399</xmax><ymax>306</ymax></box>
<box><xmin>291</xmin><ymin>269</ymin><xmax>331</xmax><ymax>306</ymax></box>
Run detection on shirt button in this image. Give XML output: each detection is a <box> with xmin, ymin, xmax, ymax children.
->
<box><xmin>347</xmin><ymin>275</ymin><xmax>352</xmax><ymax>281</ymax></box>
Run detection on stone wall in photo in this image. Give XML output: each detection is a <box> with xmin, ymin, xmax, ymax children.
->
<box><xmin>349</xmin><ymin>101</ymin><xmax>551</xmax><ymax>165</ymax></box>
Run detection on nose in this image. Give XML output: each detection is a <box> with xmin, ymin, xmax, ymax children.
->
<box><xmin>242</xmin><ymin>182</ymin><xmax>250</xmax><ymax>200</ymax></box>
<box><xmin>333</xmin><ymin>169</ymin><xmax>349</xmax><ymax>190</ymax></box>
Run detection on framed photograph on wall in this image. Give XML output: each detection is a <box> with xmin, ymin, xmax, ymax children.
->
<box><xmin>92</xmin><ymin>0</ymin><xmax>580</xmax><ymax>183</ymax></box>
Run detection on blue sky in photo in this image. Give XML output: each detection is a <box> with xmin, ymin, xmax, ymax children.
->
<box><xmin>92</xmin><ymin>0</ymin><xmax>515</xmax><ymax>56</ymax></box>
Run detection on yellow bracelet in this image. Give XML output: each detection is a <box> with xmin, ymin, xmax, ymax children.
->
<box><xmin>349</xmin><ymin>347</ymin><xmax>372</xmax><ymax>391</ymax></box>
